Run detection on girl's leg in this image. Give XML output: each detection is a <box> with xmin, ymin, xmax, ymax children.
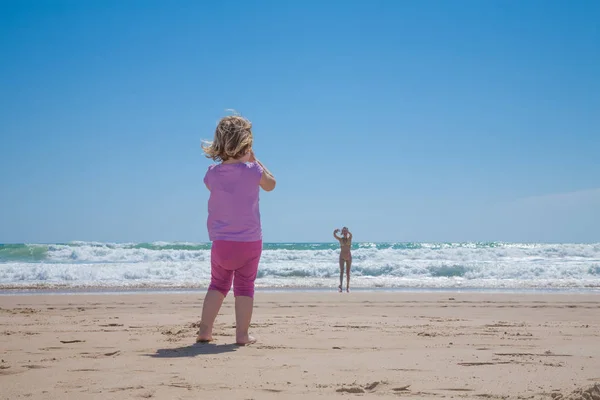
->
<box><xmin>339</xmin><ymin>257</ymin><xmax>344</xmax><ymax>292</ymax></box>
<box><xmin>197</xmin><ymin>290</ymin><xmax>225</xmax><ymax>342</ymax></box>
<box><xmin>198</xmin><ymin>243</ymin><xmax>233</xmax><ymax>342</ymax></box>
<box><xmin>234</xmin><ymin>296</ymin><xmax>255</xmax><ymax>345</ymax></box>
<box><xmin>232</xmin><ymin>242</ymin><xmax>262</xmax><ymax>345</ymax></box>
<box><xmin>346</xmin><ymin>259</ymin><xmax>352</xmax><ymax>292</ymax></box>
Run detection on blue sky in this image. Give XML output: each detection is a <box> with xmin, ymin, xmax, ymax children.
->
<box><xmin>1</xmin><ymin>0</ymin><xmax>599</xmax><ymax>243</ymax></box>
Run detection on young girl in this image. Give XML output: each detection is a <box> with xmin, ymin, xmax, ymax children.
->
<box><xmin>333</xmin><ymin>227</ymin><xmax>352</xmax><ymax>292</ymax></box>
<box><xmin>197</xmin><ymin>114</ymin><xmax>276</xmax><ymax>346</ymax></box>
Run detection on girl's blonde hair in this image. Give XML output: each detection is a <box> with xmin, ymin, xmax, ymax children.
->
<box><xmin>202</xmin><ymin>113</ymin><xmax>253</xmax><ymax>162</ymax></box>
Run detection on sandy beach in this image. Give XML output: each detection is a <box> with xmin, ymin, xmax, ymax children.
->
<box><xmin>1</xmin><ymin>291</ymin><xmax>599</xmax><ymax>399</ymax></box>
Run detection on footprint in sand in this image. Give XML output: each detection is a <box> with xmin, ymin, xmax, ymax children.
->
<box><xmin>334</xmin><ymin>381</ymin><xmax>409</xmax><ymax>394</ymax></box>
<box><xmin>336</xmin><ymin>387</ymin><xmax>365</xmax><ymax>394</ymax></box>
<box><xmin>549</xmin><ymin>383</ymin><xmax>600</xmax><ymax>400</ymax></box>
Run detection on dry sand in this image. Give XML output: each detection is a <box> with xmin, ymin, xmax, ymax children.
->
<box><xmin>1</xmin><ymin>291</ymin><xmax>599</xmax><ymax>399</ymax></box>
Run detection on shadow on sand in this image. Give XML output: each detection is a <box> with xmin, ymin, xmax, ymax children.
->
<box><xmin>148</xmin><ymin>342</ymin><xmax>239</xmax><ymax>358</ymax></box>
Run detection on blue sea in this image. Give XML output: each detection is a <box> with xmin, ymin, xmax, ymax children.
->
<box><xmin>1</xmin><ymin>242</ymin><xmax>599</xmax><ymax>293</ymax></box>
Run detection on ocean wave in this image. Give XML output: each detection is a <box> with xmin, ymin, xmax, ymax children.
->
<box><xmin>0</xmin><ymin>242</ymin><xmax>599</xmax><ymax>289</ymax></box>
<box><xmin>0</xmin><ymin>244</ymin><xmax>49</xmax><ymax>262</ymax></box>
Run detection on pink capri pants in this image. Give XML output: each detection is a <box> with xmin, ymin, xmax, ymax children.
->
<box><xmin>208</xmin><ymin>240</ymin><xmax>262</xmax><ymax>298</ymax></box>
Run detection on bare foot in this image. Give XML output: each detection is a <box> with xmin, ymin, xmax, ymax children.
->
<box><xmin>196</xmin><ymin>324</ymin><xmax>213</xmax><ymax>343</ymax></box>
<box><xmin>346</xmin><ymin>288</ymin><xmax>350</xmax><ymax>293</ymax></box>
<box><xmin>338</xmin><ymin>285</ymin><xmax>342</xmax><ymax>293</ymax></box>
<box><xmin>236</xmin><ymin>334</ymin><xmax>256</xmax><ymax>346</ymax></box>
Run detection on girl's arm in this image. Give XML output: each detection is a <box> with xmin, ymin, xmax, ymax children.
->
<box><xmin>333</xmin><ymin>229</ymin><xmax>341</xmax><ymax>240</ymax></box>
<box><xmin>257</xmin><ymin>159</ymin><xmax>276</xmax><ymax>191</ymax></box>
<box><xmin>250</xmin><ymin>151</ymin><xmax>276</xmax><ymax>191</ymax></box>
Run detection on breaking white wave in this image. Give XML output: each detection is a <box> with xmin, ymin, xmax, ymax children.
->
<box><xmin>0</xmin><ymin>242</ymin><xmax>599</xmax><ymax>290</ymax></box>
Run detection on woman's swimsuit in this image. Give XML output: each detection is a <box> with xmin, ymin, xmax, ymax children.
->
<box><xmin>339</xmin><ymin>237</ymin><xmax>352</xmax><ymax>262</ymax></box>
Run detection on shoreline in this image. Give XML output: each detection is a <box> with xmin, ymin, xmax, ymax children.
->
<box><xmin>1</xmin><ymin>285</ymin><xmax>600</xmax><ymax>296</ymax></box>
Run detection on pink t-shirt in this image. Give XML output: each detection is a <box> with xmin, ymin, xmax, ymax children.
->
<box><xmin>203</xmin><ymin>162</ymin><xmax>263</xmax><ymax>242</ymax></box>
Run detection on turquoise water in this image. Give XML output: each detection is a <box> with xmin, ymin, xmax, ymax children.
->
<box><xmin>1</xmin><ymin>241</ymin><xmax>599</xmax><ymax>291</ymax></box>
<box><xmin>0</xmin><ymin>241</ymin><xmax>513</xmax><ymax>262</ymax></box>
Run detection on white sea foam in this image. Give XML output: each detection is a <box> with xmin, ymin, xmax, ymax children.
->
<box><xmin>0</xmin><ymin>242</ymin><xmax>599</xmax><ymax>290</ymax></box>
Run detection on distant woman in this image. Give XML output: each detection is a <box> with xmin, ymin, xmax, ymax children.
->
<box><xmin>333</xmin><ymin>227</ymin><xmax>352</xmax><ymax>293</ymax></box>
